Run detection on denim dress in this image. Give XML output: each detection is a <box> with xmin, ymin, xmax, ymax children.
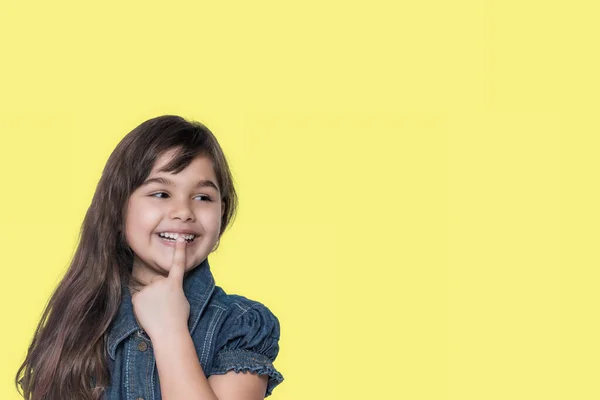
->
<box><xmin>102</xmin><ymin>258</ymin><xmax>284</xmax><ymax>399</ymax></box>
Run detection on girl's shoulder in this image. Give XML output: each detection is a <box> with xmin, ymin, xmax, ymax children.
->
<box><xmin>207</xmin><ymin>285</ymin><xmax>281</xmax><ymax>332</ymax></box>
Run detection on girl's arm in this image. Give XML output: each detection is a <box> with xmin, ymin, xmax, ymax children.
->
<box><xmin>133</xmin><ymin>238</ymin><xmax>272</xmax><ymax>399</ymax></box>
<box><xmin>153</xmin><ymin>328</ymin><xmax>268</xmax><ymax>400</ymax></box>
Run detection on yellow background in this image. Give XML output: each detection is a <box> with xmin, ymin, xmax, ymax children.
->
<box><xmin>0</xmin><ymin>1</ymin><xmax>597</xmax><ymax>399</ymax></box>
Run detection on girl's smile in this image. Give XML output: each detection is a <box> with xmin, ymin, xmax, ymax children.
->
<box><xmin>156</xmin><ymin>232</ymin><xmax>199</xmax><ymax>246</ymax></box>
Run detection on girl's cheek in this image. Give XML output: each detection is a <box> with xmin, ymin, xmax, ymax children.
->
<box><xmin>202</xmin><ymin>215</ymin><xmax>221</xmax><ymax>232</ymax></box>
<box><xmin>142</xmin><ymin>206</ymin><xmax>162</xmax><ymax>220</ymax></box>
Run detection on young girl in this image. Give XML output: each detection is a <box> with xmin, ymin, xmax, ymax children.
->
<box><xmin>15</xmin><ymin>115</ymin><xmax>284</xmax><ymax>400</ymax></box>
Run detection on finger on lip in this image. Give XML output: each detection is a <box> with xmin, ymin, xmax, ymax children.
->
<box><xmin>178</xmin><ymin>237</ymin><xmax>188</xmax><ymax>257</ymax></box>
<box><xmin>170</xmin><ymin>236</ymin><xmax>187</xmax><ymax>273</ymax></box>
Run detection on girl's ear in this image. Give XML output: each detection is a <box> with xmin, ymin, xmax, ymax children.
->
<box><xmin>221</xmin><ymin>201</ymin><xmax>225</xmax><ymax>217</ymax></box>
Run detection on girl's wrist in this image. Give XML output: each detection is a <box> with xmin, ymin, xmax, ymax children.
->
<box><xmin>147</xmin><ymin>324</ymin><xmax>189</xmax><ymax>342</ymax></box>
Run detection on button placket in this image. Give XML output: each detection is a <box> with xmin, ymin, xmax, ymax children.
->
<box><xmin>127</xmin><ymin>331</ymin><xmax>153</xmax><ymax>400</ymax></box>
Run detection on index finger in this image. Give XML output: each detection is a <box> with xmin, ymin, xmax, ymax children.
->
<box><xmin>169</xmin><ymin>235</ymin><xmax>187</xmax><ymax>283</ymax></box>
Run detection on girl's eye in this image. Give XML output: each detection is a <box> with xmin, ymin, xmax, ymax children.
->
<box><xmin>150</xmin><ymin>192</ymin><xmax>212</xmax><ymax>201</ymax></box>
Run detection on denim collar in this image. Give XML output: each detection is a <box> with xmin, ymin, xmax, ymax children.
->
<box><xmin>106</xmin><ymin>257</ymin><xmax>216</xmax><ymax>360</ymax></box>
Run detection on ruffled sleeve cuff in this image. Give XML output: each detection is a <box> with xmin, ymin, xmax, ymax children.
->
<box><xmin>209</xmin><ymin>302</ymin><xmax>284</xmax><ymax>397</ymax></box>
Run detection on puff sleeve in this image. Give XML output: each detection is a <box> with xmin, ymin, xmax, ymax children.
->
<box><xmin>209</xmin><ymin>301</ymin><xmax>284</xmax><ymax>397</ymax></box>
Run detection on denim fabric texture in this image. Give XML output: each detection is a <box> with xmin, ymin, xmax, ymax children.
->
<box><xmin>102</xmin><ymin>258</ymin><xmax>284</xmax><ymax>399</ymax></box>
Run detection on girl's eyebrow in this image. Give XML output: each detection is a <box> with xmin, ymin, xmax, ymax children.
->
<box><xmin>142</xmin><ymin>176</ymin><xmax>220</xmax><ymax>192</ymax></box>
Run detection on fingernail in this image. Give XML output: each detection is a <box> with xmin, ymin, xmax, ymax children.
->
<box><xmin>177</xmin><ymin>237</ymin><xmax>184</xmax><ymax>243</ymax></box>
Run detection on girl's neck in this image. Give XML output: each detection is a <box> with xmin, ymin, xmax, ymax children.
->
<box><xmin>127</xmin><ymin>279</ymin><xmax>145</xmax><ymax>296</ymax></box>
<box><xmin>128</xmin><ymin>285</ymin><xmax>140</xmax><ymax>296</ymax></box>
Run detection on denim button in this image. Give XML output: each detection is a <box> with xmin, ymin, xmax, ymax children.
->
<box><xmin>138</xmin><ymin>341</ymin><xmax>148</xmax><ymax>352</ymax></box>
<box><xmin>136</xmin><ymin>398</ymin><xmax>144</xmax><ymax>400</ymax></box>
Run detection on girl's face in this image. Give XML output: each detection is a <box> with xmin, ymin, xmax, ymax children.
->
<box><xmin>124</xmin><ymin>148</ymin><xmax>224</xmax><ymax>287</ymax></box>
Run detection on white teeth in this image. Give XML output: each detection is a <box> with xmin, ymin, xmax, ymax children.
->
<box><xmin>158</xmin><ymin>232</ymin><xmax>196</xmax><ymax>241</ymax></box>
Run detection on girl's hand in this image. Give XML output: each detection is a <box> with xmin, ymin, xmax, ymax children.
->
<box><xmin>131</xmin><ymin>236</ymin><xmax>190</xmax><ymax>340</ymax></box>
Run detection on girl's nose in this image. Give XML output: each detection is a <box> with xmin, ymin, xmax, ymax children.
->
<box><xmin>169</xmin><ymin>200</ymin><xmax>195</xmax><ymax>221</ymax></box>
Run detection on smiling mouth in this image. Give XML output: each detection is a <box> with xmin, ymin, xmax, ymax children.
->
<box><xmin>156</xmin><ymin>233</ymin><xmax>197</xmax><ymax>243</ymax></box>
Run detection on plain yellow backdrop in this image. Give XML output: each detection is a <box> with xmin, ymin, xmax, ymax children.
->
<box><xmin>1</xmin><ymin>1</ymin><xmax>599</xmax><ymax>399</ymax></box>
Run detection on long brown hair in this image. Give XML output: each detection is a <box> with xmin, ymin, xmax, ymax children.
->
<box><xmin>15</xmin><ymin>115</ymin><xmax>238</xmax><ymax>399</ymax></box>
